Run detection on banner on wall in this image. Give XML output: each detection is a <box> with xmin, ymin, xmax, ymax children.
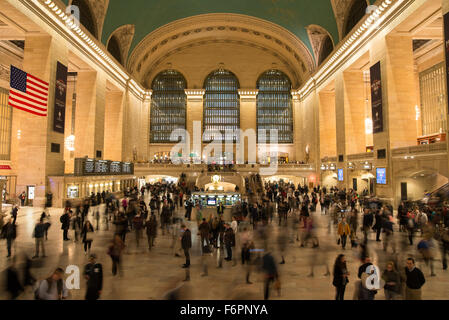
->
<box><xmin>53</xmin><ymin>61</ymin><xmax>68</xmax><ymax>133</ymax></box>
<box><xmin>444</xmin><ymin>12</ymin><xmax>449</xmax><ymax>114</ymax></box>
<box><xmin>370</xmin><ymin>61</ymin><xmax>383</xmax><ymax>133</ymax></box>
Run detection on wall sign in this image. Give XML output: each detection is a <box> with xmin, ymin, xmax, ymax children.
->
<box><xmin>74</xmin><ymin>158</ymin><xmax>134</xmax><ymax>176</ymax></box>
<box><xmin>338</xmin><ymin>169</ymin><xmax>344</xmax><ymax>181</ymax></box>
<box><xmin>376</xmin><ymin>168</ymin><xmax>387</xmax><ymax>185</ymax></box>
<box><xmin>53</xmin><ymin>62</ymin><xmax>68</xmax><ymax>133</ymax></box>
<box><xmin>370</xmin><ymin>61</ymin><xmax>384</xmax><ymax>133</ymax></box>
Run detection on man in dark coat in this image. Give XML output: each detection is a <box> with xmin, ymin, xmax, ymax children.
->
<box><xmin>181</xmin><ymin>224</ymin><xmax>192</xmax><ymax>268</ymax></box>
<box><xmin>60</xmin><ymin>210</ymin><xmax>71</xmax><ymax>241</ymax></box>
<box><xmin>145</xmin><ymin>213</ymin><xmax>157</xmax><ymax>250</ymax></box>
<box><xmin>2</xmin><ymin>218</ymin><xmax>16</xmax><ymax>257</ymax></box>
<box><xmin>83</xmin><ymin>254</ymin><xmax>103</xmax><ymax>300</ymax></box>
<box><xmin>224</xmin><ymin>223</ymin><xmax>236</xmax><ymax>262</ymax></box>
<box><xmin>11</xmin><ymin>206</ymin><xmax>18</xmax><ymax>225</ymax></box>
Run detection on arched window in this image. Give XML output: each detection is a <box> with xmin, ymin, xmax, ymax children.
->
<box><xmin>257</xmin><ymin>70</ymin><xmax>293</xmax><ymax>144</ymax></box>
<box><xmin>107</xmin><ymin>36</ymin><xmax>122</xmax><ymax>64</ymax></box>
<box><xmin>150</xmin><ymin>70</ymin><xmax>187</xmax><ymax>143</ymax></box>
<box><xmin>71</xmin><ymin>0</ymin><xmax>98</xmax><ymax>38</ymax></box>
<box><xmin>343</xmin><ymin>0</ymin><xmax>368</xmax><ymax>37</ymax></box>
<box><xmin>203</xmin><ymin>69</ymin><xmax>240</xmax><ymax>142</ymax></box>
<box><xmin>318</xmin><ymin>35</ymin><xmax>334</xmax><ymax>65</ymax></box>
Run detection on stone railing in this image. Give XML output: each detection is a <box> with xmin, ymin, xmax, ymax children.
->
<box><xmin>321</xmin><ymin>156</ymin><xmax>337</xmax><ymax>163</ymax></box>
<box><xmin>347</xmin><ymin>152</ymin><xmax>374</xmax><ymax>161</ymax></box>
<box><xmin>391</xmin><ymin>142</ymin><xmax>447</xmax><ymax>156</ymax></box>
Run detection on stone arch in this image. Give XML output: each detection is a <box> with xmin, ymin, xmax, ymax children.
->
<box><xmin>106</xmin><ymin>24</ymin><xmax>135</xmax><ymax>66</ymax></box>
<box><xmin>128</xmin><ymin>14</ymin><xmax>315</xmax><ymax>89</ymax></box>
<box><xmin>306</xmin><ymin>24</ymin><xmax>335</xmax><ymax>67</ymax></box>
<box><xmin>343</xmin><ymin>0</ymin><xmax>369</xmax><ymax>37</ymax></box>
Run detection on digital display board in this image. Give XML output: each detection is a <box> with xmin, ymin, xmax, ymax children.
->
<box><xmin>376</xmin><ymin>168</ymin><xmax>387</xmax><ymax>185</ymax></box>
<box><xmin>110</xmin><ymin>162</ymin><xmax>122</xmax><ymax>174</ymax></box>
<box><xmin>95</xmin><ymin>160</ymin><xmax>109</xmax><ymax>174</ymax></box>
<box><xmin>74</xmin><ymin>158</ymin><xmax>134</xmax><ymax>176</ymax></box>
<box><xmin>84</xmin><ymin>160</ymin><xmax>95</xmax><ymax>173</ymax></box>
<box><xmin>338</xmin><ymin>169</ymin><xmax>344</xmax><ymax>181</ymax></box>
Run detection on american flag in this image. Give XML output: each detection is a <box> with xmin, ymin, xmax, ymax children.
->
<box><xmin>8</xmin><ymin>65</ymin><xmax>49</xmax><ymax>117</ymax></box>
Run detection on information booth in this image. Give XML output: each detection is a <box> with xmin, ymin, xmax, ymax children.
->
<box><xmin>190</xmin><ymin>192</ymin><xmax>241</xmax><ymax>221</ymax></box>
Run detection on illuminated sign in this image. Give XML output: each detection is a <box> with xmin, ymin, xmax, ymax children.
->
<box><xmin>376</xmin><ymin>168</ymin><xmax>387</xmax><ymax>185</ymax></box>
<box><xmin>338</xmin><ymin>169</ymin><xmax>344</xmax><ymax>181</ymax></box>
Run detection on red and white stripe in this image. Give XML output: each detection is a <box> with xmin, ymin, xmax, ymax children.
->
<box><xmin>9</xmin><ymin>74</ymin><xmax>49</xmax><ymax>117</ymax></box>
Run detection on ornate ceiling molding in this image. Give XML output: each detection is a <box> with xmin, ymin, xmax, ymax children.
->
<box><xmin>69</xmin><ymin>0</ymin><xmax>109</xmax><ymax>39</ymax></box>
<box><xmin>106</xmin><ymin>24</ymin><xmax>135</xmax><ymax>66</ymax></box>
<box><xmin>306</xmin><ymin>24</ymin><xmax>335</xmax><ymax>67</ymax></box>
<box><xmin>127</xmin><ymin>13</ymin><xmax>315</xmax><ymax>87</ymax></box>
<box><xmin>330</xmin><ymin>0</ymin><xmax>370</xmax><ymax>40</ymax></box>
<box><xmin>141</xmin><ymin>39</ymin><xmax>302</xmax><ymax>89</ymax></box>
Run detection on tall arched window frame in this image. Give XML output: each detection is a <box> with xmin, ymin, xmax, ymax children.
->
<box><xmin>203</xmin><ymin>69</ymin><xmax>240</xmax><ymax>142</ymax></box>
<box><xmin>150</xmin><ymin>70</ymin><xmax>187</xmax><ymax>143</ymax></box>
<box><xmin>257</xmin><ymin>70</ymin><xmax>293</xmax><ymax>144</ymax></box>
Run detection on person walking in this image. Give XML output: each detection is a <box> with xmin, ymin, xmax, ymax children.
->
<box><xmin>1</xmin><ymin>218</ymin><xmax>16</xmax><ymax>258</ymax></box>
<box><xmin>83</xmin><ymin>253</ymin><xmax>103</xmax><ymax>300</ymax></box>
<box><xmin>107</xmin><ymin>235</ymin><xmax>125</xmax><ymax>276</ymax></box>
<box><xmin>145</xmin><ymin>213</ymin><xmax>157</xmax><ymax>251</ymax></box>
<box><xmin>132</xmin><ymin>212</ymin><xmax>144</xmax><ymax>248</ymax></box>
<box><xmin>181</xmin><ymin>224</ymin><xmax>192</xmax><ymax>268</ymax></box>
<box><xmin>224</xmin><ymin>223</ymin><xmax>236</xmax><ymax>263</ymax></box>
<box><xmin>333</xmin><ymin>254</ymin><xmax>349</xmax><ymax>300</ymax></box>
<box><xmin>71</xmin><ymin>213</ymin><xmax>82</xmax><ymax>242</ymax></box>
<box><xmin>382</xmin><ymin>261</ymin><xmax>401</xmax><ymax>300</ymax></box>
<box><xmin>81</xmin><ymin>220</ymin><xmax>95</xmax><ymax>255</ymax></box>
<box><xmin>404</xmin><ymin>257</ymin><xmax>426</xmax><ymax>300</ymax></box>
<box><xmin>60</xmin><ymin>210</ymin><xmax>71</xmax><ymax>241</ymax></box>
<box><xmin>32</xmin><ymin>218</ymin><xmax>47</xmax><ymax>258</ymax></box>
<box><xmin>35</xmin><ymin>268</ymin><xmax>69</xmax><ymax>300</ymax></box>
<box><xmin>337</xmin><ymin>217</ymin><xmax>351</xmax><ymax>250</ymax></box>
<box><xmin>198</xmin><ymin>218</ymin><xmax>210</xmax><ymax>252</ymax></box>
<box><xmin>113</xmin><ymin>213</ymin><xmax>128</xmax><ymax>243</ymax></box>
<box><xmin>262</xmin><ymin>251</ymin><xmax>279</xmax><ymax>300</ymax></box>
<box><xmin>11</xmin><ymin>206</ymin><xmax>18</xmax><ymax>225</ymax></box>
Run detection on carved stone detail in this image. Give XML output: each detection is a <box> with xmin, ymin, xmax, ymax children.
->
<box><xmin>127</xmin><ymin>14</ymin><xmax>315</xmax><ymax>85</ymax></box>
<box><xmin>306</xmin><ymin>25</ymin><xmax>333</xmax><ymax>66</ymax></box>
<box><xmin>108</xmin><ymin>24</ymin><xmax>135</xmax><ymax>65</ymax></box>
<box><xmin>0</xmin><ymin>64</ymin><xmax>10</xmax><ymax>82</ymax></box>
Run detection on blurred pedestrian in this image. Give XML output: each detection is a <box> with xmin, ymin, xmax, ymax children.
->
<box><xmin>83</xmin><ymin>253</ymin><xmax>103</xmax><ymax>300</ymax></box>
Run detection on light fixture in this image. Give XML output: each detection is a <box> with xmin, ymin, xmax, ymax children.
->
<box><xmin>65</xmin><ymin>135</ymin><xmax>75</xmax><ymax>151</ymax></box>
<box><xmin>365</xmin><ymin>118</ymin><xmax>373</xmax><ymax>135</ymax></box>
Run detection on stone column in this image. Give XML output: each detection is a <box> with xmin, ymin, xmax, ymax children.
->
<box><xmin>318</xmin><ymin>90</ymin><xmax>337</xmax><ymax>159</ymax></box>
<box><xmin>74</xmin><ymin>70</ymin><xmax>106</xmax><ymax>159</ymax></box>
<box><xmin>16</xmin><ymin>34</ymin><xmax>68</xmax><ymax>207</ymax></box>
<box><xmin>334</xmin><ymin>71</ymin><xmax>348</xmax><ymax>189</ymax></box>
<box><xmin>185</xmin><ymin>90</ymin><xmax>205</xmax><ymax>162</ymax></box>
<box><xmin>239</xmin><ymin>90</ymin><xmax>258</xmax><ymax>163</ymax></box>
<box><xmin>370</xmin><ymin>34</ymin><xmax>418</xmax><ymax>204</ymax></box>
<box><xmin>104</xmin><ymin>89</ymin><xmax>125</xmax><ymax>161</ymax></box>
<box><xmin>292</xmin><ymin>91</ymin><xmax>303</xmax><ymax>163</ymax></box>
<box><xmin>343</xmin><ymin>70</ymin><xmax>366</xmax><ymax>155</ymax></box>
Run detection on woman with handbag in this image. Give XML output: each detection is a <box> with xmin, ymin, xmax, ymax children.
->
<box><xmin>81</xmin><ymin>220</ymin><xmax>95</xmax><ymax>255</ymax></box>
<box><xmin>333</xmin><ymin>254</ymin><xmax>349</xmax><ymax>300</ymax></box>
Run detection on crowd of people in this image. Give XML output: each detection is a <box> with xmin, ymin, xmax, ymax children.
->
<box><xmin>0</xmin><ymin>177</ymin><xmax>447</xmax><ymax>300</ymax></box>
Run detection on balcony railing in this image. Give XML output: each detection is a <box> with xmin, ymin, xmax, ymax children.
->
<box><xmin>347</xmin><ymin>152</ymin><xmax>374</xmax><ymax>161</ymax></box>
<box><xmin>392</xmin><ymin>142</ymin><xmax>447</xmax><ymax>156</ymax></box>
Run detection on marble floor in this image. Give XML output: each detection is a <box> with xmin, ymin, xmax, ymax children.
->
<box><xmin>0</xmin><ymin>199</ymin><xmax>448</xmax><ymax>300</ymax></box>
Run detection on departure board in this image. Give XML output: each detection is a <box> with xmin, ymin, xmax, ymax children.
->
<box><xmin>84</xmin><ymin>160</ymin><xmax>95</xmax><ymax>174</ymax></box>
<box><xmin>74</xmin><ymin>158</ymin><xmax>134</xmax><ymax>176</ymax></box>
<box><xmin>95</xmin><ymin>160</ymin><xmax>109</xmax><ymax>174</ymax></box>
<box><xmin>110</xmin><ymin>162</ymin><xmax>122</xmax><ymax>174</ymax></box>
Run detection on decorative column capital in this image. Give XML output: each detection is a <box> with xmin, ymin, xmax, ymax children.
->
<box><xmin>144</xmin><ymin>90</ymin><xmax>152</xmax><ymax>102</ymax></box>
<box><xmin>291</xmin><ymin>90</ymin><xmax>301</xmax><ymax>101</ymax></box>
<box><xmin>238</xmin><ymin>89</ymin><xmax>259</xmax><ymax>101</ymax></box>
<box><xmin>185</xmin><ymin>89</ymin><xmax>205</xmax><ymax>101</ymax></box>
